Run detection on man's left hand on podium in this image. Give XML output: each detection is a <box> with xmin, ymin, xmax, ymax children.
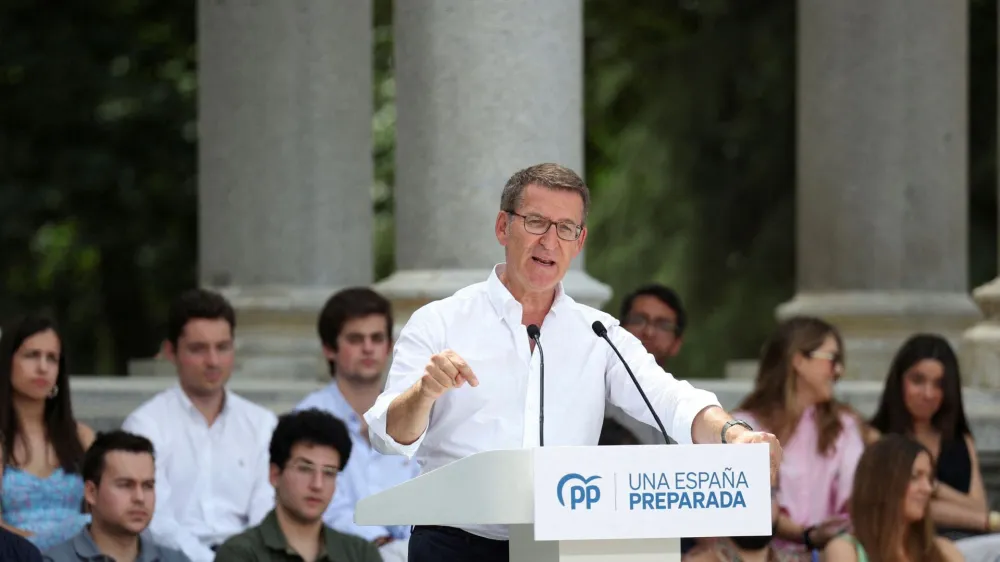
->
<box><xmin>729</xmin><ymin>430</ymin><xmax>782</xmax><ymax>487</ymax></box>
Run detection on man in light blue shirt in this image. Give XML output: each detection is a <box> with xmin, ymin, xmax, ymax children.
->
<box><xmin>296</xmin><ymin>288</ymin><xmax>418</xmax><ymax>561</ymax></box>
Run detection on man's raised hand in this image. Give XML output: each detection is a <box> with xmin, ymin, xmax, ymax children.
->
<box><xmin>417</xmin><ymin>349</ymin><xmax>480</xmax><ymax>400</ymax></box>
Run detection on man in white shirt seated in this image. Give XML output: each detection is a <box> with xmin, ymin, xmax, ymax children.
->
<box><xmin>295</xmin><ymin>288</ymin><xmax>418</xmax><ymax>562</ymax></box>
<box><xmin>364</xmin><ymin>163</ymin><xmax>783</xmax><ymax>562</ymax></box>
<box><xmin>122</xmin><ymin>289</ymin><xmax>278</xmax><ymax>562</ymax></box>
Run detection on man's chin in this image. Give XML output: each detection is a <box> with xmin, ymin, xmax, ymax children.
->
<box><xmin>341</xmin><ymin>371</ymin><xmax>385</xmax><ymax>385</ymax></box>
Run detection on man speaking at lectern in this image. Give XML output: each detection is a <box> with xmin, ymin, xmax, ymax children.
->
<box><xmin>364</xmin><ymin>163</ymin><xmax>782</xmax><ymax>562</ymax></box>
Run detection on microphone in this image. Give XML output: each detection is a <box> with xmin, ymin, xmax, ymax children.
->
<box><xmin>527</xmin><ymin>324</ymin><xmax>544</xmax><ymax>447</ymax></box>
<box><xmin>591</xmin><ymin>320</ymin><xmax>670</xmax><ymax>444</ymax></box>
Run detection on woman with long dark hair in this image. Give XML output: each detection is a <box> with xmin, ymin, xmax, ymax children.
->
<box><xmin>823</xmin><ymin>434</ymin><xmax>964</xmax><ymax>561</ymax></box>
<box><xmin>869</xmin><ymin>334</ymin><xmax>1000</xmax><ymax>540</ymax></box>
<box><xmin>735</xmin><ymin>316</ymin><xmax>864</xmax><ymax>558</ymax></box>
<box><xmin>0</xmin><ymin>314</ymin><xmax>94</xmax><ymax>549</ymax></box>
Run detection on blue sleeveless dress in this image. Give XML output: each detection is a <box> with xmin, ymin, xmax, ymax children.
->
<box><xmin>1</xmin><ymin>467</ymin><xmax>91</xmax><ymax>550</ymax></box>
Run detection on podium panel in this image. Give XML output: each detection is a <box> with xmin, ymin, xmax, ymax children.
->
<box><xmin>533</xmin><ymin>444</ymin><xmax>771</xmax><ymax>541</ymax></box>
<box><xmin>356</xmin><ymin>444</ymin><xmax>771</xmax><ymax>562</ymax></box>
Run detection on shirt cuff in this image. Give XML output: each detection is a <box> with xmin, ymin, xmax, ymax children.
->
<box><xmin>670</xmin><ymin>387</ymin><xmax>722</xmax><ymax>445</ymax></box>
<box><xmin>364</xmin><ymin>392</ymin><xmax>426</xmax><ymax>458</ymax></box>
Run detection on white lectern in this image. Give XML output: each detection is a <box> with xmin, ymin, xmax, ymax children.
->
<box><xmin>356</xmin><ymin>444</ymin><xmax>770</xmax><ymax>562</ymax></box>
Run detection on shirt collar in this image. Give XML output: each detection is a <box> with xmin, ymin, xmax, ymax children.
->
<box><xmin>320</xmin><ymin>383</ymin><xmax>362</xmax><ymax>429</ymax></box>
<box><xmin>72</xmin><ymin>526</ymin><xmax>161</xmax><ymax>562</ymax></box>
<box><xmin>174</xmin><ymin>384</ymin><xmax>232</xmax><ymax>421</ymax></box>
<box><xmin>486</xmin><ymin>263</ymin><xmax>570</xmax><ymax>320</ymax></box>
<box><xmin>259</xmin><ymin>509</ymin><xmax>343</xmax><ymax>560</ymax></box>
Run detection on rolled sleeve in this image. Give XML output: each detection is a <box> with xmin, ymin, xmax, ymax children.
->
<box><xmin>364</xmin><ymin>304</ymin><xmax>442</xmax><ymax>458</ymax></box>
<box><xmin>604</xmin><ymin>323</ymin><xmax>721</xmax><ymax>445</ymax></box>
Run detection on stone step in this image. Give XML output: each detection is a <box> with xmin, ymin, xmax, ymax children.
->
<box><xmin>69</xmin><ymin>376</ymin><xmax>326</xmax><ymax>432</ymax></box>
<box><xmin>69</xmin><ymin>376</ymin><xmax>1000</xmax><ymax>451</ymax></box>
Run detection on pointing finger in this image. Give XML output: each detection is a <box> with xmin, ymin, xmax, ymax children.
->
<box><xmin>446</xmin><ymin>352</ymin><xmax>479</xmax><ymax>387</ymax></box>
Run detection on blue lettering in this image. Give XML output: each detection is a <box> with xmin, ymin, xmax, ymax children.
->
<box><xmin>722</xmin><ymin>468</ymin><xmax>735</xmax><ymax>488</ymax></box>
<box><xmin>629</xmin><ymin>473</ymin><xmax>641</xmax><ymax>491</ymax></box>
<box><xmin>627</xmin><ymin>490</ymin><xmax>749</xmax><ymax>510</ymax></box>
<box><xmin>658</xmin><ymin>472</ymin><xmax>670</xmax><ymax>489</ymax></box>
<box><xmin>568</xmin><ymin>484</ymin><xmax>601</xmax><ymax>510</ymax></box>
<box><xmin>629</xmin><ymin>493</ymin><xmax>640</xmax><ymax>508</ymax></box>
<box><xmin>705</xmin><ymin>491</ymin><xmax>719</xmax><ymax>508</ymax></box>
<box><xmin>737</xmin><ymin>471</ymin><xmax>748</xmax><ymax>488</ymax></box>
<box><xmin>733</xmin><ymin>490</ymin><xmax>746</xmax><ymax>507</ymax></box>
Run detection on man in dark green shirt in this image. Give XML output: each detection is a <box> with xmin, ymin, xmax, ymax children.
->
<box><xmin>213</xmin><ymin>409</ymin><xmax>380</xmax><ymax>562</ymax></box>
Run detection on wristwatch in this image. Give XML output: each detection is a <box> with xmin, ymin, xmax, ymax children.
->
<box><xmin>803</xmin><ymin>525</ymin><xmax>816</xmax><ymax>551</ymax></box>
<box><xmin>721</xmin><ymin>419</ymin><xmax>754</xmax><ymax>444</ymax></box>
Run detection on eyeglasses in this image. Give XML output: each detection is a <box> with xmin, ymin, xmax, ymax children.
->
<box><xmin>809</xmin><ymin>350</ymin><xmax>844</xmax><ymax>370</ymax></box>
<box><xmin>622</xmin><ymin>314</ymin><xmax>678</xmax><ymax>335</ymax></box>
<box><xmin>507</xmin><ymin>211</ymin><xmax>583</xmax><ymax>241</ymax></box>
<box><xmin>288</xmin><ymin>460</ymin><xmax>338</xmax><ymax>482</ymax></box>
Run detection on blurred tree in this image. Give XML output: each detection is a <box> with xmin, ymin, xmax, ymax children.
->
<box><xmin>0</xmin><ymin>1</ymin><xmax>196</xmax><ymax>373</ymax></box>
<box><xmin>584</xmin><ymin>0</ymin><xmax>796</xmax><ymax>378</ymax></box>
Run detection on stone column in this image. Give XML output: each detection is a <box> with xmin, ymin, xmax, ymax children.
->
<box><xmin>780</xmin><ymin>0</ymin><xmax>978</xmax><ymax>380</ymax></box>
<box><xmin>961</xmin><ymin>8</ymin><xmax>1000</xmax><ymax>389</ymax></box>
<box><xmin>189</xmin><ymin>1</ymin><xmax>373</xmax><ymax>379</ymax></box>
<box><xmin>377</xmin><ymin>0</ymin><xmax>610</xmax><ymax>326</ymax></box>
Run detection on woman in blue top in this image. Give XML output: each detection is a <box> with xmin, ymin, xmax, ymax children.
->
<box><xmin>824</xmin><ymin>435</ymin><xmax>963</xmax><ymax>562</ymax></box>
<box><xmin>0</xmin><ymin>314</ymin><xmax>94</xmax><ymax>550</ymax></box>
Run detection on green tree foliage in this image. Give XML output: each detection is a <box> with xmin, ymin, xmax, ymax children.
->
<box><xmin>584</xmin><ymin>0</ymin><xmax>796</xmax><ymax>378</ymax></box>
<box><xmin>0</xmin><ymin>1</ymin><xmax>196</xmax><ymax>373</ymax></box>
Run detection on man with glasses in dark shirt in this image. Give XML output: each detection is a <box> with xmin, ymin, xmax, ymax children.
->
<box><xmin>213</xmin><ymin>409</ymin><xmax>380</xmax><ymax>562</ymax></box>
<box><xmin>604</xmin><ymin>283</ymin><xmax>688</xmax><ymax>441</ymax></box>
<box><xmin>619</xmin><ymin>284</ymin><xmax>686</xmax><ymax>367</ymax></box>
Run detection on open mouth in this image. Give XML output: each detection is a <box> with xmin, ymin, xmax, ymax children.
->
<box><xmin>532</xmin><ymin>257</ymin><xmax>555</xmax><ymax>267</ymax></box>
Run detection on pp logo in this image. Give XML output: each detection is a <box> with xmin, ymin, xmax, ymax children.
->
<box><xmin>556</xmin><ymin>473</ymin><xmax>602</xmax><ymax>510</ymax></box>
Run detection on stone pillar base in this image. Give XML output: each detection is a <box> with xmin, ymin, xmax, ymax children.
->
<box><xmin>374</xmin><ymin>268</ymin><xmax>613</xmax><ymax>332</ymax></box>
<box><xmin>219</xmin><ymin>285</ymin><xmax>341</xmax><ymax>381</ymax></box>
<box><xmin>129</xmin><ymin>285</ymin><xmax>342</xmax><ymax>381</ymax></box>
<box><xmin>961</xmin><ymin>277</ymin><xmax>1000</xmax><ymax>388</ymax></box>
<box><xmin>776</xmin><ymin>291</ymin><xmax>980</xmax><ymax>381</ymax></box>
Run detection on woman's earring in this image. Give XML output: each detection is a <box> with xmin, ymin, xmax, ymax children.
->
<box><xmin>48</xmin><ymin>384</ymin><xmax>59</xmax><ymax>399</ymax></box>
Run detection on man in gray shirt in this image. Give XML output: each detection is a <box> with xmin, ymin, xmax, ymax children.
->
<box><xmin>43</xmin><ymin>431</ymin><xmax>188</xmax><ymax>562</ymax></box>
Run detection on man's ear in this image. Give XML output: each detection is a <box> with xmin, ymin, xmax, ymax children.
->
<box><xmin>83</xmin><ymin>480</ymin><xmax>98</xmax><ymax>509</ymax></box>
<box><xmin>495</xmin><ymin>211</ymin><xmax>511</xmax><ymax>246</ymax></box>
<box><xmin>269</xmin><ymin>463</ymin><xmax>281</xmax><ymax>488</ymax></box>
<box><xmin>161</xmin><ymin>340</ymin><xmax>177</xmax><ymax>362</ymax></box>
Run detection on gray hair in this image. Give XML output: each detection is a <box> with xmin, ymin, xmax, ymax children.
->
<box><xmin>499</xmin><ymin>163</ymin><xmax>590</xmax><ymax>223</ymax></box>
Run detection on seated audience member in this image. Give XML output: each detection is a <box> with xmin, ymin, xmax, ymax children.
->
<box><xmin>295</xmin><ymin>288</ymin><xmax>417</xmax><ymax>561</ymax></box>
<box><xmin>618</xmin><ymin>284</ymin><xmax>691</xmax><ymax>549</ymax></box>
<box><xmin>42</xmin><ymin>431</ymin><xmax>188</xmax><ymax>562</ymax></box>
<box><xmin>823</xmin><ymin>435</ymin><xmax>964</xmax><ymax>562</ymax></box>
<box><xmin>734</xmin><ymin>317</ymin><xmax>864</xmax><ymax>559</ymax></box>
<box><xmin>122</xmin><ymin>289</ymin><xmax>277</xmax><ymax>562</ymax></box>
<box><xmin>869</xmin><ymin>334</ymin><xmax>1000</xmax><ymax>557</ymax></box>
<box><xmin>607</xmin><ymin>284</ymin><xmax>687</xmax><ymax>446</ymax></box>
<box><xmin>619</xmin><ymin>283</ymin><xmax>686</xmax><ymax>367</ymax></box>
<box><xmin>0</xmin><ymin>525</ymin><xmax>43</xmax><ymax>561</ymax></box>
<box><xmin>0</xmin><ymin>314</ymin><xmax>95</xmax><ymax>550</ymax></box>
<box><xmin>683</xmin><ymin>490</ymin><xmax>797</xmax><ymax>562</ymax></box>
<box><xmin>214</xmin><ymin>409</ymin><xmax>381</xmax><ymax>562</ymax></box>
<box><xmin>598</xmin><ymin>417</ymin><xmax>640</xmax><ymax>446</ymax></box>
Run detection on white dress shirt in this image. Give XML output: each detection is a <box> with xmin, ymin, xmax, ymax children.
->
<box><xmin>122</xmin><ymin>386</ymin><xmax>278</xmax><ymax>562</ymax></box>
<box><xmin>364</xmin><ymin>264</ymin><xmax>722</xmax><ymax>540</ymax></box>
